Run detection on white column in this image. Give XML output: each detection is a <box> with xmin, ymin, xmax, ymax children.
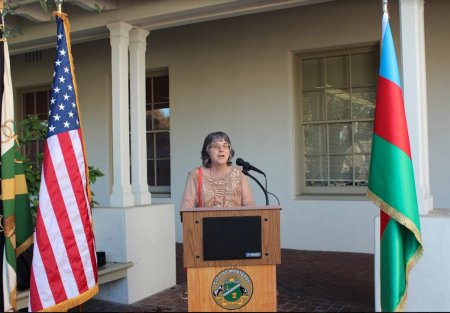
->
<box><xmin>129</xmin><ymin>28</ymin><xmax>152</xmax><ymax>205</ymax></box>
<box><xmin>399</xmin><ymin>0</ymin><xmax>433</xmax><ymax>214</ymax></box>
<box><xmin>107</xmin><ymin>22</ymin><xmax>134</xmax><ymax>207</ymax></box>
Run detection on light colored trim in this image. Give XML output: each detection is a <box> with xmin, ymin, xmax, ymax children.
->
<box><xmin>107</xmin><ymin>22</ymin><xmax>135</xmax><ymax>207</ymax></box>
<box><xmin>130</xmin><ymin>27</ymin><xmax>152</xmax><ymax>205</ymax></box>
<box><xmin>399</xmin><ymin>0</ymin><xmax>433</xmax><ymax>214</ymax></box>
<box><xmin>9</xmin><ymin>0</ymin><xmax>337</xmax><ymax>55</ymax></box>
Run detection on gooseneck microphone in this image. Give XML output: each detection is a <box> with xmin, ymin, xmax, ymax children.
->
<box><xmin>236</xmin><ymin>157</ymin><xmax>269</xmax><ymax>205</ymax></box>
<box><xmin>235</xmin><ymin>158</ymin><xmax>266</xmax><ymax>176</ymax></box>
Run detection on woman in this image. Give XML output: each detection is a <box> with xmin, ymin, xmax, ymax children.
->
<box><xmin>180</xmin><ymin>131</ymin><xmax>255</xmax><ymax>209</ymax></box>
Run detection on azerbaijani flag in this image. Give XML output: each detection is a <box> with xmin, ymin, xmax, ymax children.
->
<box><xmin>367</xmin><ymin>11</ymin><xmax>423</xmax><ymax>312</ymax></box>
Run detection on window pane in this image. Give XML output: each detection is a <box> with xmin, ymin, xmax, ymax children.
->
<box><xmin>327</xmin><ymin>87</ymin><xmax>351</xmax><ymax>120</ymax></box>
<box><xmin>352</xmin><ymin>87</ymin><xmax>375</xmax><ymax>119</ymax></box>
<box><xmin>146</xmin><ymin>77</ymin><xmax>153</xmax><ymax>104</ymax></box>
<box><xmin>146</xmin><ymin>104</ymin><xmax>153</xmax><ymax>130</ymax></box>
<box><xmin>153</xmin><ymin>106</ymin><xmax>170</xmax><ymax>130</ymax></box>
<box><xmin>305</xmin><ymin>156</ymin><xmax>327</xmax><ymax>186</ymax></box>
<box><xmin>147</xmin><ymin>159</ymin><xmax>155</xmax><ymax>186</ymax></box>
<box><xmin>154</xmin><ymin>76</ymin><xmax>169</xmax><ymax>103</ymax></box>
<box><xmin>147</xmin><ymin>133</ymin><xmax>154</xmax><ymax>158</ymax></box>
<box><xmin>329</xmin><ymin>123</ymin><xmax>352</xmax><ymax>155</ymax></box>
<box><xmin>156</xmin><ymin>132</ymin><xmax>170</xmax><ymax>158</ymax></box>
<box><xmin>352</xmin><ymin>53</ymin><xmax>376</xmax><ymax>86</ymax></box>
<box><xmin>353</xmin><ymin>155</ymin><xmax>370</xmax><ymax>185</ymax></box>
<box><xmin>156</xmin><ymin>159</ymin><xmax>171</xmax><ymax>186</ymax></box>
<box><xmin>330</xmin><ymin>155</ymin><xmax>351</xmax><ymax>185</ymax></box>
<box><xmin>36</xmin><ymin>90</ymin><xmax>48</xmax><ymax>114</ymax></box>
<box><xmin>302</xmin><ymin>58</ymin><xmax>324</xmax><ymax>89</ymax></box>
<box><xmin>326</xmin><ymin>55</ymin><xmax>350</xmax><ymax>88</ymax></box>
<box><xmin>303</xmin><ymin>91</ymin><xmax>325</xmax><ymax>122</ymax></box>
<box><xmin>24</xmin><ymin>93</ymin><xmax>35</xmax><ymax>115</ymax></box>
<box><xmin>354</xmin><ymin>122</ymin><xmax>373</xmax><ymax>154</ymax></box>
<box><xmin>304</xmin><ymin>124</ymin><xmax>327</xmax><ymax>155</ymax></box>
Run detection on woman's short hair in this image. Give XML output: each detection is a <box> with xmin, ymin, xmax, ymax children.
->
<box><xmin>201</xmin><ymin>131</ymin><xmax>235</xmax><ymax>168</ymax></box>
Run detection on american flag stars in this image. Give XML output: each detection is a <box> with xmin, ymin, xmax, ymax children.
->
<box><xmin>47</xmin><ymin>29</ymin><xmax>80</xmax><ymax>136</ymax></box>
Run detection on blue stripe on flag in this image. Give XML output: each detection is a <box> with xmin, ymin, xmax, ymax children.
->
<box><xmin>379</xmin><ymin>13</ymin><xmax>402</xmax><ymax>88</ymax></box>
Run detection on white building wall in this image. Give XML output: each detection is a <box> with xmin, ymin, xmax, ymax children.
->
<box><xmin>10</xmin><ymin>0</ymin><xmax>450</xmax><ymax>255</ymax></box>
<box><xmin>425</xmin><ymin>0</ymin><xmax>450</xmax><ymax>209</ymax></box>
<box><xmin>147</xmin><ymin>0</ymin><xmax>393</xmax><ymax>253</ymax></box>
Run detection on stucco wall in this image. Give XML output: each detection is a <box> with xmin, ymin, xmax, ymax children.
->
<box><xmin>148</xmin><ymin>0</ymin><xmax>449</xmax><ymax>253</ymax></box>
<box><xmin>9</xmin><ymin>0</ymin><xmax>450</xmax><ymax>254</ymax></box>
<box><xmin>147</xmin><ymin>0</ymin><xmax>392</xmax><ymax>253</ymax></box>
<box><xmin>425</xmin><ymin>0</ymin><xmax>450</xmax><ymax>209</ymax></box>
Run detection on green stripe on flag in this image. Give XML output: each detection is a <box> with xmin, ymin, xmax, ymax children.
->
<box><xmin>380</xmin><ymin>216</ymin><xmax>423</xmax><ymax>312</ymax></box>
<box><xmin>368</xmin><ymin>134</ymin><xmax>423</xmax><ymax>312</ymax></box>
<box><xmin>369</xmin><ymin>134</ymin><xmax>422</xmax><ymax>239</ymax></box>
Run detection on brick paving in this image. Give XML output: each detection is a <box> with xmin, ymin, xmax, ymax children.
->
<box><xmin>78</xmin><ymin>243</ymin><xmax>374</xmax><ymax>312</ymax></box>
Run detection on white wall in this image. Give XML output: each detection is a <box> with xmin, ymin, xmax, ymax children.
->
<box><xmin>93</xmin><ymin>204</ymin><xmax>176</xmax><ymax>304</ymax></box>
<box><xmin>146</xmin><ymin>0</ymin><xmax>449</xmax><ymax>253</ymax></box>
<box><xmin>425</xmin><ymin>0</ymin><xmax>450</xmax><ymax>209</ymax></box>
<box><xmin>147</xmin><ymin>0</ymin><xmax>389</xmax><ymax>253</ymax></box>
<box><xmin>10</xmin><ymin>0</ymin><xmax>450</xmax><ymax>254</ymax></box>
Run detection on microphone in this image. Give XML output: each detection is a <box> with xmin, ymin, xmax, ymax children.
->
<box><xmin>236</xmin><ymin>158</ymin><xmax>265</xmax><ymax>176</ymax></box>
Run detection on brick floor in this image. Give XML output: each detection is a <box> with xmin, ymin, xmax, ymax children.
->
<box><xmin>78</xmin><ymin>243</ymin><xmax>374</xmax><ymax>312</ymax></box>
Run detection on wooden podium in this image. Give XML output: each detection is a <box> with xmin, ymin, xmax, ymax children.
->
<box><xmin>181</xmin><ymin>205</ymin><xmax>281</xmax><ymax>312</ymax></box>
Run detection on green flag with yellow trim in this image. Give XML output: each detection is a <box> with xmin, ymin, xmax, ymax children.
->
<box><xmin>0</xmin><ymin>17</ymin><xmax>34</xmax><ymax>312</ymax></box>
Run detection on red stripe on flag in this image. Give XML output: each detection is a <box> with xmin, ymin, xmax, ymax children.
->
<box><xmin>60</xmin><ymin>131</ymin><xmax>97</xmax><ymax>281</ymax></box>
<box><xmin>374</xmin><ymin>76</ymin><xmax>411</xmax><ymax>158</ymax></box>
<box><xmin>34</xmin><ymin>210</ymin><xmax>67</xmax><ymax>303</ymax></box>
<box><xmin>380</xmin><ymin>210</ymin><xmax>390</xmax><ymax>239</ymax></box>
<box><xmin>29</xmin><ymin>266</ymin><xmax>44</xmax><ymax>311</ymax></box>
<box><xmin>42</xmin><ymin>141</ymin><xmax>89</xmax><ymax>292</ymax></box>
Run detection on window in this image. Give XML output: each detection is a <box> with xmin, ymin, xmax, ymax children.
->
<box><xmin>295</xmin><ymin>46</ymin><xmax>378</xmax><ymax>195</ymax></box>
<box><xmin>20</xmin><ymin>87</ymin><xmax>51</xmax><ymax>169</ymax></box>
<box><xmin>146</xmin><ymin>70</ymin><xmax>170</xmax><ymax>195</ymax></box>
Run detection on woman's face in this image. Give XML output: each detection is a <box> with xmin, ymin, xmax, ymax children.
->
<box><xmin>208</xmin><ymin>139</ymin><xmax>231</xmax><ymax>167</ymax></box>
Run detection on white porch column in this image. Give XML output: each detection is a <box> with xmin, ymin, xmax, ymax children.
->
<box><xmin>399</xmin><ymin>0</ymin><xmax>433</xmax><ymax>214</ymax></box>
<box><xmin>107</xmin><ymin>22</ymin><xmax>134</xmax><ymax>207</ymax></box>
<box><xmin>129</xmin><ymin>28</ymin><xmax>152</xmax><ymax>205</ymax></box>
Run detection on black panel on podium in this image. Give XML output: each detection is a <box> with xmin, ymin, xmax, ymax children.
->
<box><xmin>202</xmin><ymin>216</ymin><xmax>262</xmax><ymax>261</ymax></box>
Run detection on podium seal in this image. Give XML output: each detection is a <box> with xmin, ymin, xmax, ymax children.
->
<box><xmin>211</xmin><ymin>268</ymin><xmax>253</xmax><ymax>309</ymax></box>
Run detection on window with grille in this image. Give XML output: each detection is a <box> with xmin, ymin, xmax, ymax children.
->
<box><xmin>295</xmin><ymin>46</ymin><xmax>378</xmax><ymax>195</ymax></box>
<box><xmin>21</xmin><ymin>87</ymin><xmax>51</xmax><ymax>169</ymax></box>
<box><xmin>146</xmin><ymin>70</ymin><xmax>170</xmax><ymax>195</ymax></box>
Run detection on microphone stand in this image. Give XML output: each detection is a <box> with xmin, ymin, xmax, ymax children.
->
<box><xmin>242</xmin><ymin>169</ymin><xmax>269</xmax><ymax>205</ymax></box>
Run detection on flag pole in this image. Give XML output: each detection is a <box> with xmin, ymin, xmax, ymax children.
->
<box><xmin>382</xmin><ymin>0</ymin><xmax>388</xmax><ymax>14</ymax></box>
<box><xmin>56</xmin><ymin>0</ymin><xmax>63</xmax><ymax>14</ymax></box>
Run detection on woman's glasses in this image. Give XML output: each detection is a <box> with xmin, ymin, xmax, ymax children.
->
<box><xmin>209</xmin><ymin>143</ymin><xmax>231</xmax><ymax>151</ymax></box>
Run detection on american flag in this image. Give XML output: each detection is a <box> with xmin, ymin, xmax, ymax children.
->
<box><xmin>29</xmin><ymin>13</ymin><xmax>98</xmax><ymax>312</ymax></box>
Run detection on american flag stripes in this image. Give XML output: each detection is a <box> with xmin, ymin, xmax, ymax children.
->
<box><xmin>29</xmin><ymin>13</ymin><xmax>98</xmax><ymax>312</ymax></box>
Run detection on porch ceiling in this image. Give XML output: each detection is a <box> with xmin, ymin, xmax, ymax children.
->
<box><xmin>7</xmin><ymin>0</ymin><xmax>335</xmax><ymax>55</ymax></box>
